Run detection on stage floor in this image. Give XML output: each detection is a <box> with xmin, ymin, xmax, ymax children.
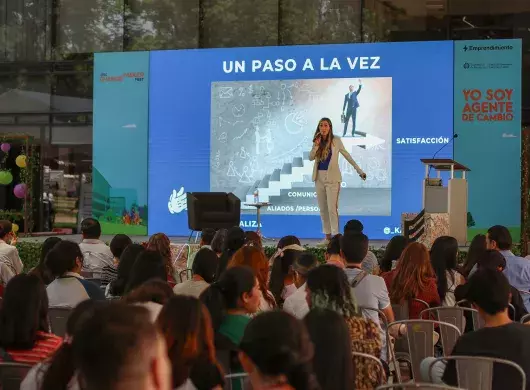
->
<box><xmin>20</xmin><ymin>234</ymin><xmax>390</xmax><ymax>249</ymax></box>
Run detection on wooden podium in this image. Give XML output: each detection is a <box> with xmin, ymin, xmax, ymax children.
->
<box><xmin>421</xmin><ymin>159</ymin><xmax>470</xmax><ymax>245</ymax></box>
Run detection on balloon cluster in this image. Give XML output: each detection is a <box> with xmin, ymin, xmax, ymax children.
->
<box><xmin>0</xmin><ymin>143</ymin><xmax>28</xmax><ymax>198</ymax></box>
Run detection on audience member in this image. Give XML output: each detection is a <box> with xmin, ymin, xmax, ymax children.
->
<box><xmin>0</xmin><ymin>219</ymin><xmax>23</xmax><ymax>289</ymax></box>
<box><xmin>382</xmin><ymin>242</ymin><xmax>441</xmax><ymax>318</ymax></box>
<box><xmin>46</xmin><ymin>241</ymin><xmax>105</xmax><ymax>306</ymax></box>
<box><xmin>69</xmin><ymin>303</ymin><xmax>172</xmax><ymax>390</ymax></box>
<box><xmin>459</xmin><ymin>234</ymin><xmax>486</xmax><ymax>278</ymax></box>
<box><xmin>25</xmin><ymin>299</ymin><xmax>102</xmax><ymax>390</ymax></box>
<box><xmin>157</xmin><ymin>296</ymin><xmax>224</xmax><ymax>390</ymax></box>
<box><xmin>229</xmin><ymin>246</ymin><xmax>276</xmax><ymax>311</ymax></box>
<box><xmin>0</xmin><ymin>274</ymin><xmax>62</xmax><ymax>364</ymax></box>
<box><xmin>380</xmin><ymin>235</ymin><xmax>407</xmax><ymax>273</ymax></box>
<box><xmin>147</xmin><ymin>233</ymin><xmax>177</xmax><ymax>287</ymax></box>
<box><xmin>124</xmin><ymin>278</ymin><xmax>173</xmax><ymax>322</ymax></box>
<box><xmin>422</xmin><ymin>269</ymin><xmax>530</xmax><ymax>390</ymax></box>
<box><xmin>456</xmin><ymin>249</ymin><xmax>528</xmax><ymax>321</ymax></box>
<box><xmin>78</xmin><ymin>218</ymin><xmax>113</xmax><ymax>277</ymax></box>
<box><xmin>325</xmin><ymin>234</ymin><xmax>344</xmax><ymax>268</ymax></box>
<box><xmin>210</xmin><ymin>228</ymin><xmax>228</xmax><ymax>257</ymax></box>
<box><xmin>239</xmin><ymin>311</ymin><xmax>320</xmax><ymax>390</ymax></box>
<box><xmin>306</xmin><ymin>264</ymin><xmax>383</xmax><ymax>389</ymax></box>
<box><xmin>487</xmin><ymin>225</ymin><xmax>530</xmax><ymax>311</ymax></box>
<box><xmin>200</xmin><ymin>266</ymin><xmax>262</xmax><ymax>346</ymax></box>
<box><xmin>215</xmin><ymin>227</ymin><xmax>245</xmax><ymax>280</ymax></box>
<box><xmin>101</xmin><ymin>234</ymin><xmax>132</xmax><ymax>287</ymax></box>
<box><xmin>125</xmin><ymin>250</ymin><xmax>167</xmax><ymax>294</ymax></box>
<box><xmin>277</xmin><ymin>235</ymin><xmax>301</xmax><ymax>249</ymax></box>
<box><xmin>430</xmin><ymin>236</ymin><xmax>464</xmax><ymax>307</ymax></box>
<box><xmin>174</xmin><ymin>247</ymin><xmax>217</xmax><ymax>298</ymax></box>
<box><xmin>283</xmin><ymin>252</ymin><xmax>319</xmax><ymax>319</ymax></box>
<box><xmin>187</xmin><ymin>228</ymin><xmax>216</xmax><ymax>269</ymax></box>
<box><xmin>106</xmin><ymin>243</ymin><xmax>145</xmax><ymax>298</ymax></box>
<box><xmin>269</xmin><ymin>247</ymin><xmax>302</xmax><ymax>305</ymax></box>
<box><xmin>304</xmin><ymin>309</ymin><xmax>354</xmax><ymax>390</ymax></box>
<box><xmin>344</xmin><ymin>219</ymin><xmax>379</xmax><ymax>274</ymax></box>
<box><xmin>30</xmin><ymin>236</ymin><xmax>61</xmax><ymax>285</ymax></box>
<box><xmin>341</xmin><ymin>232</ymin><xmax>394</xmax><ymax>360</ymax></box>
<box><xmin>244</xmin><ymin>231</ymin><xmax>263</xmax><ymax>248</ymax></box>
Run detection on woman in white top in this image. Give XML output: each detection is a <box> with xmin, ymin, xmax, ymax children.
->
<box><xmin>430</xmin><ymin>236</ymin><xmax>465</xmax><ymax>307</ymax></box>
<box><xmin>174</xmin><ymin>248</ymin><xmax>217</xmax><ymax>298</ymax></box>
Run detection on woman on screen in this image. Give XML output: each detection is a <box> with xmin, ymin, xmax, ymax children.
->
<box><xmin>309</xmin><ymin>118</ymin><xmax>366</xmax><ymax>242</ymax></box>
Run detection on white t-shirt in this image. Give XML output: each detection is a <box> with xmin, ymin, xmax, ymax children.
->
<box><xmin>282</xmin><ymin>283</ymin><xmax>297</xmax><ymax>300</ymax></box>
<box><xmin>173</xmin><ymin>280</ymin><xmax>210</xmax><ymax>298</ymax></box>
<box><xmin>443</xmin><ymin>270</ymin><xmax>465</xmax><ymax>307</ymax></box>
<box><xmin>283</xmin><ymin>283</ymin><xmax>309</xmax><ymax>319</ymax></box>
<box><xmin>361</xmin><ymin>251</ymin><xmax>379</xmax><ymax>274</ymax></box>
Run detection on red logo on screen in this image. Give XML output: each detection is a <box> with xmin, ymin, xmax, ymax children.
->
<box><xmin>99</xmin><ymin>72</ymin><xmax>145</xmax><ymax>82</ymax></box>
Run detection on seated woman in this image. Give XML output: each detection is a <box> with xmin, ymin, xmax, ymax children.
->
<box><xmin>146</xmin><ymin>233</ymin><xmax>177</xmax><ymax>287</ymax></box>
<box><xmin>124</xmin><ymin>279</ymin><xmax>174</xmax><ymax>322</ymax></box>
<box><xmin>0</xmin><ymin>274</ymin><xmax>63</xmax><ymax>364</ymax></box>
<box><xmin>174</xmin><ymin>248</ymin><xmax>218</xmax><ymax>298</ymax></box>
<box><xmin>229</xmin><ymin>246</ymin><xmax>276</xmax><ymax>311</ymax></box>
<box><xmin>29</xmin><ymin>236</ymin><xmax>61</xmax><ymax>285</ymax></box>
<box><xmin>215</xmin><ymin>227</ymin><xmax>245</xmax><ymax>280</ymax></box>
<box><xmin>306</xmin><ymin>264</ymin><xmax>384</xmax><ymax>389</ymax></box>
<box><xmin>157</xmin><ymin>295</ymin><xmax>224</xmax><ymax>390</ymax></box>
<box><xmin>430</xmin><ymin>236</ymin><xmax>465</xmax><ymax>307</ymax></box>
<box><xmin>381</xmin><ymin>242</ymin><xmax>441</xmax><ymax>319</ymax></box>
<box><xmin>239</xmin><ymin>311</ymin><xmax>319</xmax><ymax>390</ymax></box>
<box><xmin>125</xmin><ymin>250</ymin><xmax>169</xmax><ymax>295</ymax></box>
<box><xmin>101</xmin><ymin>234</ymin><xmax>132</xmax><ymax>287</ymax></box>
<box><xmin>269</xmin><ymin>247</ymin><xmax>304</xmax><ymax>306</ymax></box>
<box><xmin>46</xmin><ymin>241</ymin><xmax>105</xmax><ymax>307</ymax></box>
<box><xmin>22</xmin><ymin>299</ymin><xmax>101</xmax><ymax>390</ymax></box>
<box><xmin>304</xmin><ymin>308</ymin><xmax>354</xmax><ymax>390</ymax></box>
<box><xmin>380</xmin><ymin>235</ymin><xmax>407</xmax><ymax>273</ymax></box>
<box><xmin>325</xmin><ymin>234</ymin><xmax>344</xmax><ymax>268</ymax></box>
<box><xmin>106</xmin><ymin>244</ymin><xmax>145</xmax><ymax>298</ymax></box>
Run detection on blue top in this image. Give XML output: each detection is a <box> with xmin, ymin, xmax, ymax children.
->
<box><xmin>317</xmin><ymin>148</ymin><xmax>332</xmax><ymax>170</ymax></box>
<box><xmin>502</xmin><ymin>250</ymin><xmax>530</xmax><ymax>311</ymax></box>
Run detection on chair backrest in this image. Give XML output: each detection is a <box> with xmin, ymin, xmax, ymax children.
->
<box><xmin>377</xmin><ymin>383</ymin><xmax>463</xmax><ymax>389</ymax></box>
<box><xmin>387</xmin><ymin>320</ymin><xmax>461</xmax><ymax>381</ymax></box>
<box><xmin>48</xmin><ymin>306</ymin><xmax>73</xmax><ymax>337</ymax></box>
<box><xmin>391</xmin><ymin>298</ymin><xmax>430</xmax><ymax>321</ymax></box>
<box><xmin>521</xmin><ymin>313</ymin><xmax>530</xmax><ymax>324</ymax></box>
<box><xmin>420</xmin><ymin>306</ymin><xmax>479</xmax><ymax>353</ymax></box>
<box><xmin>428</xmin><ymin>355</ymin><xmax>526</xmax><ymax>390</ymax></box>
<box><xmin>351</xmin><ymin>351</ymin><xmax>386</xmax><ymax>387</ymax></box>
<box><xmin>456</xmin><ymin>300</ymin><xmax>485</xmax><ymax>329</ymax></box>
<box><xmin>0</xmin><ymin>362</ymin><xmax>33</xmax><ymax>390</ymax></box>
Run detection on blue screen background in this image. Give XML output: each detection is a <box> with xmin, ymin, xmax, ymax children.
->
<box><xmin>148</xmin><ymin>42</ymin><xmax>454</xmax><ymax>238</ymax></box>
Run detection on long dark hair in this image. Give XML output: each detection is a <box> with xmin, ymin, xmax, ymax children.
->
<box><xmin>109</xmin><ymin>244</ymin><xmax>145</xmax><ymax>296</ymax></box>
<box><xmin>304</xmin><ymin>309</ymin><xmax>353</xmax><ymax>390</ymax></box>
<box><xmin>30</xmin><ymin>236</ymin><xmax>61</xmax><ymax>285</ymax></box>
<box><xmin>312</xmin><ymin>117</ymin><xmax>334</xmax><ymax>162</ymax></box>
<box><xmin>0</xmin><ymin>274</ymin><xmax>49</xmax><ymax>349</ymax></box>
<box><xmin>41</xmin><ymin>300</ymin><xmax>103</xmax><ymax>390</ymax></box>
<box><xmin>125</xmin><ymin>250</ymin><xmax>167</xmax><ymax>293</ymax></box>
<box><xmin>157</xmin><ymin>296</ymin><xmax>223</xmax><ymax>389</ymax></box>
<box><xmin>215</xmin><ymin>227</ymin><xmax>245</xmax><ymax>280</ymax></box>
<box><xmin>200</xmin><ymin>266</ymin><xmax>256</xmax><ymax>332</ymax></box>
<box><xmin>306</xmin><ymin>265</ymin><xmax>359</xmax><ymax>318</ymax></box>
<box><xmin>430</xmin><ymin>236</ymin><xmax>459</xmax><ymax>302</ymax></box>
<box><xmin>269</xmin><ymin>249</ymin><xmax>301</xmax><ymax>304</ymax></box>
<box><xmin>461</xmin><ymin>234</ymin><xmax>486</xmax><ymax>278</ymax></box>
<box><xmin>381</xmin><ymin>235</ymin><xmax>407</xmax><ymax>273</ymax></box>
<box><xmin>240</xmin><ymin>311</ymin><xmax>320</xmax><ymax>390</ymax></box>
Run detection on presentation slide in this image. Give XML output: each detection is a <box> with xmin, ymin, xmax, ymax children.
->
<box><xmin>148</xmin><ymin>42</ymin><xmax>454</xmax><ymax>239</ymax></box>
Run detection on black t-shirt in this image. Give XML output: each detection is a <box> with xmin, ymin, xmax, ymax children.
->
<box><xmin>443</xmin><ymin>322</ymin><xmax>530</xmax><ymax>390</ymax></box>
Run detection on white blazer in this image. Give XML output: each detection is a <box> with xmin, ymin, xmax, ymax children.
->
<box><xmin>309</xmin><ymin>137</ymin><xmax>364</xmax><ymax>182</ymax></box>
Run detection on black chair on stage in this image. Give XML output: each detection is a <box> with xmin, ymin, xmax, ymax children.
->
<box><xmin>187</xmin><ymin>192</ymin><xmax>241</xmax><ymax>241</ymax></box>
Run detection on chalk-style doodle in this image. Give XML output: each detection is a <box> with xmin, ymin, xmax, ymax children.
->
<box><xmin>239</xmin><ymin>166</ymin><xmax>253</xmax><ymax>183</ymax></box>
<box><xmin>237</xmin><ymin>87</ymin><xmax>245</xmax><ymax>97</ymax></box>
<box><xmin>255</xmin><ymin>127</ymin><xmax>261</xmax><ymax>155</ymax></box>
<box><xmin>239</xmin><ymin>146</ymin><xmax>250</xmax><ymax>159</ymax></box>
<box><xmin>218</xmin><ymin>132</ymin><xmax>227</xmax><ymax>143</ymax></box>
<box><xmin>227</xmin><ymin>160</ymin><xmax>237</xmax><ymax>176</ymax></box>
<box><xmin>284</xmin><ymin>111</ymin><xmax>306</xmax><ymax>135</ymax></box>
<box><xmin>233</xmin><ymin>128</ymin><xmax>248</xmax><ymax>140</ymax></box>
<box><xmin>219</xmin><ymin>117</ymin><xmax>243</xmax><ymax>127</ymax></box>
<box><xmin>232</xmin><ymin>104</ymin><xmax>246</xmax><ymax>117</ymax></box>
<box><xmin>219</xmin><ymin>87</ymin><xmax>233</xmax><ymax>98</ymax></box>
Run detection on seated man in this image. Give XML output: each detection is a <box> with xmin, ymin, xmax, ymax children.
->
<box><xmin>421</xmin><ymin>269</ymin><xmax>530</xmax><ymax>390</ymax></box>
<box><xmin>0</xmin><ymin>220</ymin><xmax>23</xmax><ymax>287</ymax></box>
<box><xmin>344</xmin><ymin>219</ymin><xmax>379</xmax><ymax>274</ymax></box>
<box><xmin>78</xmin><ymin>218</ymin><xmax>113</xmax><ymax>277</ymax></box>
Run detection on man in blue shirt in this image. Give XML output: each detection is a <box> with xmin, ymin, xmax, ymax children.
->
<box><xmin>486</xmin><ymin>225</ymin><xmax>530</xmax><ymax>311</ymax></box>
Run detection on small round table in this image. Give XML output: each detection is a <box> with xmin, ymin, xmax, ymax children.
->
<box><xmin>244</xmin><ymin>202</ymin><xmax>271</xmax><ymax>237</ymax></box>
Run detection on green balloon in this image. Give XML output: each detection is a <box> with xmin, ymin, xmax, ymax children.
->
<box><xmin>0</xmin><ymin>171</ymin><xmax>13</xmax><ymax>185</ymax></box>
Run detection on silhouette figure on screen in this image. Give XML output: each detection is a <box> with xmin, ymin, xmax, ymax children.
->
<box><xmin>342</xmin><ymin>79</ymin><xmax>362</xmax><ymax>137</ymax></box>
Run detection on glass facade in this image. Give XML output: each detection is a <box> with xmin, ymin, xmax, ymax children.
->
<box><xmin>0</xmin><ymin>0</ymin><xmax>529</xmax><ymax>232</ymax></box>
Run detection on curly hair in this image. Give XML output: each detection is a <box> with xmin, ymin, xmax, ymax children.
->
<box><xmin>147</xmin><ymin>233</ymin><xmax>175</xmax><ymax>277</ymax></box>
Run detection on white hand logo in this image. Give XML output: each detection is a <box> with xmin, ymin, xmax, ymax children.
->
<box><xmin>168</xmin><ymin>187</ymin><xmax>187</xmax><ymax>214</ymax></box>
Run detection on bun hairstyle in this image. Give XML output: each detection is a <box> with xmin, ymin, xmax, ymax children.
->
<box><xmin>240</xmin><ymin>311</ymin><xmax>320</xmax><ymax>390</ymax></box>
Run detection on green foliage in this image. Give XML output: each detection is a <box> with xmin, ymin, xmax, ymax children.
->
<box><xmin>16</xmin><ymin>241</ymin><xmax>42</xmax><ymax>271</ymax></box>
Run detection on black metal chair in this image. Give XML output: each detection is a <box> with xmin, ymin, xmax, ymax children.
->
<box><xmin>187</xmin><ymin>192</ymin><xmax>240</xmax><ymax>241</ymax></box>
<box><xmin>0</xmin><ymin>363</ymin><xmax>33</xmax><ymax>390</ymax></box>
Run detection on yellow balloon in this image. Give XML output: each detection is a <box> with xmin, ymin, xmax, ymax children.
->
<box><xmin>15</xmin><ymin>155</ymin><xmax>27</xmax><ymax>168</ymax></box>
<box><xmin>12</xmin><ymin>223</ymin><xmax>19</xmax><ymax>233</ymax></box>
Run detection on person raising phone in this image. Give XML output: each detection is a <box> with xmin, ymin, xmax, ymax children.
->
<box><xmin>309</xmin><ymin>118</ymin><xmax>366</xmax><ymax>243</ymax></box>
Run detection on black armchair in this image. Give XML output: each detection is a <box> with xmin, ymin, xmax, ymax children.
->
<box><xmin>187</xmin><ymin>192</ymin><xmax>240</xmax><ymax>238</ymax></box>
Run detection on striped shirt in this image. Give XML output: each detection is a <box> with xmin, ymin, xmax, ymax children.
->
<box><xmin>101</xmin><ymin>264</ymin><xmax>118</xmax><ymax>286</ymax></box>
<box><xmin>4</xmin><ymin>332</ymin><xmax>63</xmax><ymax>365</ymax></box>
